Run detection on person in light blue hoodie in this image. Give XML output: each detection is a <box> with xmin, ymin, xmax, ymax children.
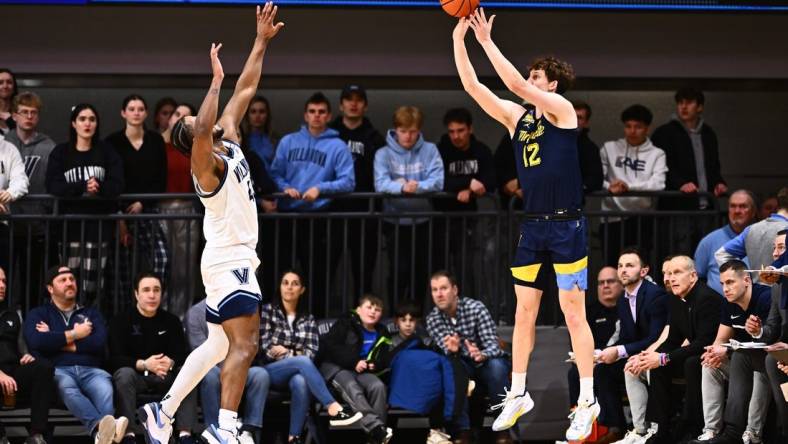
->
<box><xmin>269</xmin><ymin>92</ymin><xmax>355</xmax><ymax>317</ymax></box>
<box><xmin>374</xmin><ymin>105</ymin><xmax>444</xmax><ymax>307</ymax></box>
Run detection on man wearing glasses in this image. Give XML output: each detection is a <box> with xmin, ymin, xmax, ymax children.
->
<box><xmin>4</xmin><ymin>92</ymin><xmax>55</xmax><ymax>308</ymax></box>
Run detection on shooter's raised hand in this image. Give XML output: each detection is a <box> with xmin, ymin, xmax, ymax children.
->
<box><xmin>468</xmin><ymin>8</ymin><xmax>496</xmax><ymax>44</ymax></box>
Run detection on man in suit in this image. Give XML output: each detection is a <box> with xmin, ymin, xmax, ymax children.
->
<box><xmin>619</xmin><ymin>256</ymin><xmax>722</xmax><ymax>444</ymax></box>
<box><xmin>595</xmin><ymin>248</ymin><xmax>668</xmax><ymax>443</ymax></box>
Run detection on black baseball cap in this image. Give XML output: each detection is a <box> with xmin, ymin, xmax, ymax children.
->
<box><xmin>340</xmin><ymin>84</ymin><xmax>367</xmax><ymax>102</ymax></box>
<box><xmin>45</xmin><ymin>265</ymin><xmax>73</xmax><ymax>285</ymax></box>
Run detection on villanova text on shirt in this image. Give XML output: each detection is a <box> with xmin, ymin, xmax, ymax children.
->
<box><xmin>288</xmin><ymin>148</ymin><xmax>327</xmax><ymax>167</ymax></box>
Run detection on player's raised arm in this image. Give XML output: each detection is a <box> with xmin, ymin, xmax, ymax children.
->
<box><xmin>453</xmin><ymin>17</ymin><xmax>523</xmax><ymax>137</ymax></box>
<box><xmin>192</xmin><ymin>43</ymin><xmax>225</xmax><ymax>192</ymax></box>
<box><xmin>468</xmin><ymin>8</ymin><xmax>575</xmax><ymax>127</ymax></box>
<box><xmin>218</xmin><ymin>2</ymin><xmax>284</xmax><ymax>142</ymax></box>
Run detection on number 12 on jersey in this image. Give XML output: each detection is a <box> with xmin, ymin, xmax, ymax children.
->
<box><xmin>523</xmin><ymin>143</ymin><xmax>542</xmax><ymax>168</ymax></box>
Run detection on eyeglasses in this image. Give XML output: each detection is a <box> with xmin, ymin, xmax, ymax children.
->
<box><xmin>598</xmin><ymin>279</ymin><xmax>619</xmax><ymax>286</ymax></box>
<box><xmin>15</xmin><ymin>109</ymin><xmax>39</xmax><ymax>117</ymax></box>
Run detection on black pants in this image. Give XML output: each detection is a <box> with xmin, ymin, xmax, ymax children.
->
<box><xmin>0</xmin><ymin>359</ymin><xmax>56</xmax><ymax>435</ymax></box>
<box><xmin>0</xmin><ymin>224</ymin><xmax>9</xmax><ymax>285</ymax></box>
<box><xmin>765</xmin><ymin>354</ymin><xmax>788</xmax><ymax>437</ymax></box>
<box><xmin>384</xmin><ymin>222</ymin><xmax>430</xmax><ymax>310</ymax></box>
<box><xmin>344</xmin><ymin>217</ymin><xmax>379</xmax><ymax>297</ymax></box>
<box><xmin>600</xmin><ymin>217</ymin><xmax>654</xmax><ymax>268</ymax></box>
<box><xmin>645</xmin><ymin>355</ymin><xmax>700</xmax><ymax>437</ymax></box>
<box><xmin>433</xmin><ymin>216</ymin><xmax>475</xmax><ymax>281</ymax></box>
<box><xmin>10</xmin><ymin>234</ymin><xmax>53</xmax><ymax>312</ymax></box>
<box><xmin>568</xmin><ymin>360</ymin><xmax>626</xmax><ymax>429</ymax></box>
<box><xmin>113</xmin><ymin>367</ymin><xmax>198</xmax><ymax>435</ymax></box>
<box><xmin>259</xmin><ymin>216</ymin><xmax>280</xmax><ymax>302</ymax></box>
<box><xmin>277</xmin><ymin>216</ymin><xmax>336</xmax><ymax>317</ymax></box>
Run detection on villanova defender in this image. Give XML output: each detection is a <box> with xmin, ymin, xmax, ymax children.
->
<box><xmin>453</xmin><ymin>9</ymin><xmax>598</xmax><ymax>441</ymax></box>
<box><xmin>138</xmin><ymin>4</ymin><xmax>284</xmax><ymax>443</ymax></box>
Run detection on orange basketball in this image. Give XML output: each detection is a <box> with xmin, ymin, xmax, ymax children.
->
<box><xmin>441</xmin><ymin>0</ymin><xmax>479</xmax><ymax>18</ymax></box>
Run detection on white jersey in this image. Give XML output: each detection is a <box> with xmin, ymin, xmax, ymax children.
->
<box><xmin>194</xmin><ymin>139</ymin><xmax>259</xmax><ymax>270</ymax></box>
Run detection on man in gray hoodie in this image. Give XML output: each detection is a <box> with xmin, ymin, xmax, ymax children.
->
<box><xmin>4</xmin><ymin>92</ymin><xmax>55</xmax><ymax>308</ymax></box>
<box><xmin>374</xmin><ymin>105</ymin><xmax>444</xmax><ymax>305</ymax></box>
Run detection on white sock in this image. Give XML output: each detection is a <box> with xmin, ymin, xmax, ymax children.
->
<box><xmin>578</xmin><ymin>377</ymin><xmax>595</xmax><ymax>406</ymax></box>
<box><xmin>161</xmin><ymin>323</ymin><xmax>229</xmax><ymax>418</ymax></box>
<box><xmin>510</xmin><ymin>372</ymin><xmax>527</xmax><ymax>396</ymax></box>
<box><xmin>218</xmin><ymin>409</ymin><xmax>239</xmax><ymax>435</ymax></box>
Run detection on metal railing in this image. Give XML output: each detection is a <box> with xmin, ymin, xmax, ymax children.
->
<box><xmin>0</xmin><ymin>191</ymin><xmax>725</xmax><ymax>325</ymax></box>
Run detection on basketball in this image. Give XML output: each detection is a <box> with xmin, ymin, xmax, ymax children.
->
<box><xmin>441</xmin><ymin>0</ymin><xmax>479</xmax><ymax>18</ymax></box>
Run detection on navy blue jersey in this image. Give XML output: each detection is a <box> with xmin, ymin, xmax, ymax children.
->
<box><xmin>512</xmin><ymin>108</ymin><xmax>583</xmax><ymax>214</ymax></box>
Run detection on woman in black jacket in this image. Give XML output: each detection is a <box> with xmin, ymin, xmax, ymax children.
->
<box><xmin>106</xmin><ymin>94</ymin><xmax>170</xmax><ymax>297</ymax></box>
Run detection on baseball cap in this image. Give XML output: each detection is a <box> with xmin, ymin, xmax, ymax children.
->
<box><xmin>45</xmin><ymin>265</ymin><xmax>73</xmax><ymax>285</ymax></box>
<box><xmin>340</xmin><ymin>84</ymin><xmax>367</xmax><ymax>102</ymax></box>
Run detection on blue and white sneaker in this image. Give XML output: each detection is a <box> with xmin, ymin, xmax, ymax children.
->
<box><xmin>201</xmin><ymin>425</ymin><xmax>239</xmax><ymax>444</ymax></box>
<box><xmin>137</xmin><ymin>402</ymin><xmax>173</xmax><ymax>444</ymax></box>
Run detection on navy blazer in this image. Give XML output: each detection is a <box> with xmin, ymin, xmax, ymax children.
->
<box><xmin>616</xmin><ymin>279</ymin><xmax>669</xmax><ymax>357</ymax></box>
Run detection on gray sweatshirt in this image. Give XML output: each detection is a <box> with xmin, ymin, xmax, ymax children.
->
<box><xmin>715</xmin><ymin>213</ymin><xmax>788</xmax><ymax>284</ymax></box>
<box><xmin>4</xmin><ymin>130</ymin><xmax>56</xmax><ymax>220</ymax></box>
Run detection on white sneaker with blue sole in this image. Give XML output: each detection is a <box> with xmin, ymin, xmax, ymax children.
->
<box><xmin>201</xmin><ymin>424</ymin><xmax>239</xmax><ymax>444</ymax></box>
<box><xmin>137</xmin><ymin>402</ymin><xmax>172</xmax><ymax>444</ymax></box>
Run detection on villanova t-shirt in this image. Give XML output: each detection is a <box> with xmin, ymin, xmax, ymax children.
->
<box><xmin>360</xmin><ymin>329</ymin><xmax>378</xmax><ymax>358</ymax></box>
<box><xmin>720</xmin><ymin>283</ymin><xmax>771</xmax><ymax>342</ymax></box>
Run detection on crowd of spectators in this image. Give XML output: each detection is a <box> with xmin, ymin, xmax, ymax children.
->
<box><xmin>2</xmin><ymin>66</ymin><xmax>788</xmax><ymax>443</ymax></box>
<box><xmin>0</xmin><ymin>66</ymin><xmax>758</xmax><ymax>316</ymax></box>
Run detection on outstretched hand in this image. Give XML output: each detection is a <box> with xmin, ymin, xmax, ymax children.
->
<box><xmin>257</xmin><ymin>2</ymin><xmax>285</xmax><ymax>42</ymax></box>
<box><xmin>453</xmin><ymin>16</ymin><xmax>470</xmax><ymax>41</ymax></box>
<box><xmin>210</xmin><ymin>43</ymin><xmax>224</xmax><ymax>79</ymax></box>
<box><xmin>468</xmin><ymin>8</ymin><xmax>495</xmax><ymax>44</ymax></box>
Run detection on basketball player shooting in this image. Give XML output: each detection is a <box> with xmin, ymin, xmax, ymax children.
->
<box><xmin>452</xmin><ymin>9</ymin><xmax>598</xmax><ymax>441</ymax></box>
<box><xmin>138</xmin><ymin>4</ymin><xmax>283</xmax><ymax>444</ymax></box>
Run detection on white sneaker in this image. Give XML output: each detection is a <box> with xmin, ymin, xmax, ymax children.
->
<box><xmin>237</xmin><ymin>430</ymin><xmax>255</xmax><ymax>444</ymax></box>
<box><xmin>138</xmin><ymin>403</ymin><xmax>173</xmax><ymax>444</ymax></box>
<box><xmin>742</xmin><ymin>430</ymin><xmax>762</xmax><ymax>444</ymax></box>
<box><xmin>426</xmin><ymin>429</ymin><xmax>452</xmax><ymax>444</ymax></box>
<box><xmin>94</xmin><ymin>415</ymin><xmax>116</xmax><ymax>444</ymax></box>
<box><xmin>565</xmin><ymin>401</ymin><xmax>601</xmax><ymax>441</ymax></box>
<box><xmin>695</xmin><ymin>430</ymin><xmax>716</xmax><ymax>441</ymax></box>
<box><xmin>491</xmin><ymin>389</ymin><xmax>534</xmax><ymax>431</ymax></box>
<box><xmin>113</xmin><ymin>416</ymin><xmax>128</xmax><ymax>443</ymax></box>
<box><xmin>384</xmin><ymin>427</ymin><xmax>393</xmax><ymax>444</ymax></box>
<box><xmin>612</xmin><ymin>429</ymin><xmax>648</xmax><ymax>444</ymax></box>
<box><xmin>201</xmin><ymin>424</ymin><xmax>239</xmax><ymax>444</ymax></box>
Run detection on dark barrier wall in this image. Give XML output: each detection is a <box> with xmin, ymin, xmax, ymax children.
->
<box><xmin>3</xmin><ymin>6</ymin><xmax>788</xmax><ymax>78</ymax></box>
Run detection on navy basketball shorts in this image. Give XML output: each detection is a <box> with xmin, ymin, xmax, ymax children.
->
<box><xmin>510</xmin><ymin>217</ymin><xmax>588</xmax><ymax>292</ymax></box>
